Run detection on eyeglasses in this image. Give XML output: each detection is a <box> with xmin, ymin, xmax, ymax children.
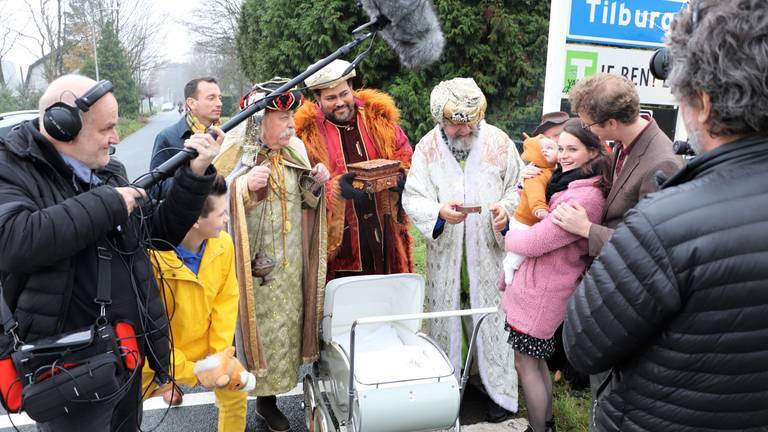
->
<box><xmin>580</xmin><ymin>119</ymin><xmax>603</xmax><ymax>130</ymax></box>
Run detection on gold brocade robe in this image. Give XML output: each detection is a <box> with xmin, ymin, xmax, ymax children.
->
<box><xmin>215</xmin><ymin>126</ymin><xmax>327</xmax><ymax>395</ymax></box>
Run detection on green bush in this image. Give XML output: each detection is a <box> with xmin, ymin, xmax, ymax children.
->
<box><xmin>0</xmin><ymin>85</ymin><xmax>20</xmax><ymax>112</ymax></box>
<box><xmin>237</xmin><ymin>0</ymin><xmax>549</xmax><ymax>142</ymax></box>
<box><xmin>221</xmin><ymin>95</ymin><xmax>237</xmax><ymax>117</ymax></box>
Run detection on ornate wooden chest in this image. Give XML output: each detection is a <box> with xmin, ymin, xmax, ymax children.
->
<box><xmin>347</xmin><ymin>159</ymin><xmax>403</xmax><ymax>194</ymax></box>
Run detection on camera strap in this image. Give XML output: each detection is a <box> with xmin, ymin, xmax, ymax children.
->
<box><xmin>0</xmin><ymin>279</ymin><xmax>19</xmax><ymax>353</ymax></box>
<box><xmin>0</xmin><ymin>238</ymin><xmax>134</xmax><ymax>418</ymax></box>
<box><xmin>95</xmin><ymin>239</ymin><xmax>113</xmax><ymax>321</ymax></box>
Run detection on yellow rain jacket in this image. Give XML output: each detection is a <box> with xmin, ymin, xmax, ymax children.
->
<box><xmin>150</xmin><ymin>230</ymin><xmax>240</xmax><ymax>385</ymax></box>
<box><xmin>141</xmin><ymin>231</ymin><xmax>246</xmax><ymax>432</ymax></box>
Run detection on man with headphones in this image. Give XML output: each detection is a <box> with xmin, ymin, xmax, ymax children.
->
<box><xmin>0</xmin><ymin>74</ymin><xmax>222</xmax><ymax>430</ymax></box>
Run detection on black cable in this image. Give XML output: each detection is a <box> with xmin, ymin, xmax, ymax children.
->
<box><xmin>98</xmin><ymin>171</ymin><xmax>181</xmax><ymax>431</ymax></box>
<box><xmin>111</xmin><ymin>249</ymin><xmax>177</xmax><ymax>432</ymax></box>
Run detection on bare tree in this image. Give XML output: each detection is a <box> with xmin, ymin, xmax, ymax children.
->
<box><xmin>115</xmin><ymin>0</ymin><xmax>165</xmax><ymax>107</ymax></box>
<box><xmin>182</xmin><ymin>0</ymin><xmax>249</xmax><ymax>97</ymax></box>
<box><xmin>22</xmin><ymin>0</ymin><xmax>66</xmax><ymax>81</ymax></box>
<box><xmin>140</xmin><ymin>68</ymin><xmax>159</xmax><ymax>112</ymax></box>
<box><xmin>62</xmin><ymin>0</ymin><xmax>164</xmax><ymax>114</ymax></box>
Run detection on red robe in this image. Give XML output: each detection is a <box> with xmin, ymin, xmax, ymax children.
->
<box><xmin>296</xmin><ymin>89</ymin><xmax>414</xmax><ymax>280</ymax></box>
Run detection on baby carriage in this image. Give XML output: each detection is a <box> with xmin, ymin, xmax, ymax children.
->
<box><xmin>302</xmin><ymin>273</ymin><xmax>496</xmax><ymax>432</ymax></box>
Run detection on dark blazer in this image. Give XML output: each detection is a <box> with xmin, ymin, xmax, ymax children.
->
<box><xmin>564</xmin><ymin>134</ymin><xmax>768</xmax><ymax>431</ymax></box>
<box><xmin>150</xmin><ymin>116</ymin><xmax>193</xmax><ymax>197</ymax></box>
<box><xmin>587</xmin><ymin>120</ymin><xmax>682</xmax><ymax>256</ymax></box>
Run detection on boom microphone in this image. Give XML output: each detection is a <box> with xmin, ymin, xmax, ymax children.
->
<box><xmin>358</xmin><ymin>0</ymin><xmax>445</xmax><ymax>69</ymax></box>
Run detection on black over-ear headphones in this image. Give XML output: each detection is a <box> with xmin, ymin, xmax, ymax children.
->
<box><xmin>43</xmin><ymin>80</ymin><xmax>114</xmax><ymax>142</ymax></box>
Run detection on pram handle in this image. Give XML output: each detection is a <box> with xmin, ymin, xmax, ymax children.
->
<box><xmin>347</xmin><ymin>306</ymin><xmax>498</xmax><ymax>428</ymax></box>
<box><xmin>351</xmin><ymin>306</ymin><xmax>498</xmax><ymax>326</ymax></box>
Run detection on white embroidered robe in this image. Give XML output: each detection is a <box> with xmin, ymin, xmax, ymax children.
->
<box><xmin>402</xmin><ymin>121</ymin><xmax>524</xmax><ymax>411</ymax></box>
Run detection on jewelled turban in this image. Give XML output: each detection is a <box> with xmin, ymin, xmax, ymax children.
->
<box><xmin>430</xmin><ymin>77</ymin><xmax>487</xmax><ymax>125</ymax></box>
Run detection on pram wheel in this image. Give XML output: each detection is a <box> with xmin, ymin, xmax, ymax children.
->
<box><xmin>303</xmin><ymin>374</ymin><xmax>317</xmax><ymax>430</ymax></box>
<box><xmin>310</xmin><ymin>402</ymin><xmax>332</xmax><ymax>432</ymax></box>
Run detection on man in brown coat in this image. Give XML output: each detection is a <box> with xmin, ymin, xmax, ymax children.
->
<box><xmin>551</xmin><ymin>73</ymin><xmax>682</xmax><ymax>257</ymax></box>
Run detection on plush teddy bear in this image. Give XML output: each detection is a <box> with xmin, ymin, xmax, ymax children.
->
<box><xmin>193</xmin><ymin>346</ymin><xmax>256</xmax><ymax>392</ymax></box>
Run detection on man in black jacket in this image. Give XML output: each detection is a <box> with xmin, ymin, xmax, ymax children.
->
<box><xmin>563</xmin><ymin>1</ymin><xmax>768</xmax><ymax>431</ymax></box>
<box><xmin>0</xmin><ymin>74</ymin><xmax>221</xmax><ymax>430</ymax></box>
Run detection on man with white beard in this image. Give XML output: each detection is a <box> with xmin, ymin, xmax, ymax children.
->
<box><xmin>213</xmin><ymin>78</ymin><xmax>329</xmax><ymax>432</ymax></box>
<box><xmin>403</xmin><ymin>77</ymin><xmax>524</xmax><ymax>422</ymax></box>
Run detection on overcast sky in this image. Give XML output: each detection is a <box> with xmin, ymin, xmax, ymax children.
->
<box><xmin>4</xmin><ymin>0</ymin><xmax>203</xmax><ymax>81</ymax></box>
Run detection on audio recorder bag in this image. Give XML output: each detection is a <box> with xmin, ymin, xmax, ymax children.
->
<box><xmin>0</xmin><ymin>241</ymin><xmax>142</xmax><ymax>421</ymax></box>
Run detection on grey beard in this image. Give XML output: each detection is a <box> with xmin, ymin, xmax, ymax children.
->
<box><xmin>687</xmin><ymin>129</ymin><xmax>702</xmax><ymax>155</ymax></box>
<box><xmin>447</xmin><ymin>130</ymin><xmax>479</xmax><ymax>151</ymax></box>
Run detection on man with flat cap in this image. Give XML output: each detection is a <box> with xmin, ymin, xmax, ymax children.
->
<box><xmin>403</xmin><ymin>77</ymin><xmax>524</xmax><ymax>422</ymax></box>
<box><xmin>532</xmin><ymin>111</ymin><xmax>570</xmax><ymax>141</ymax></box>
<box><xmin>214</xmin><ymin>78</ymin><xmax>330</xmax><ymax>432</ymax></box>
<box><xmin>295</xmin><ymin>59</ymin><xmax>414</xmax><ymax>281</ymax></box>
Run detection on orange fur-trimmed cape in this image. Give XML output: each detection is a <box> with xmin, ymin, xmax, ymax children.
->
<box><xmin>295</xmin><ymin>89</ymin><xmax>414</xmax><ymax>280</ymax></box>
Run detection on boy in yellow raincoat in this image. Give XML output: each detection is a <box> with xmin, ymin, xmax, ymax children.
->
<box><xmin>141</xmin><ymin>175</ymin><xmax>248</xmax><ymax>431</ymax></box>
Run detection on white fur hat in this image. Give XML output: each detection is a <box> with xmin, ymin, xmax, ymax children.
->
<box><xmin>304</xmin><ymin>59</ymin><xmax>357</xmax><ymax>91</ymax></box>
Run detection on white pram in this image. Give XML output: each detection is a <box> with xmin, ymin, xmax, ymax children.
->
<box><xmin>303</xmin><ymin>273</ymin><xmax>495</xmax><ymax>432</ymax></box>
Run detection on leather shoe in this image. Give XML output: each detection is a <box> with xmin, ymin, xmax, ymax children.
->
<box><xmin>150</xmin><ymin>382</ymin><xmax>183</xmax><ymax>406</ymax></box>
<box><xmin>546</xmin><ymin>417</ymin><xmax>557</xmax><ymax>432</ymax></box>
<box><xmin>256</xmin><ymin>395</ymin><xmax>291</xmax><ymax>432</ymax></box>
<box><xmin>485</xmin><ymin>398</ymin><xmax>512</xmax><ymax>423</ymax></box>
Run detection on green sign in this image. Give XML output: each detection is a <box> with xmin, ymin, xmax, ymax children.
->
<box><xmin>564</xmin><ymin>49</ymin><xmax>598</xmax><ymax>93</ymax></box>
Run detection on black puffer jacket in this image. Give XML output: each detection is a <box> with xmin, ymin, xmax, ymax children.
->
<box><xmin>0</xmin><ymin>120</ymin><xmax>215</xmax><ymax>378</ymax></box>
<box><xmin>563</xmin><ymin>134</ymin><xmax>768</xmax><ymax>431</ymax></box>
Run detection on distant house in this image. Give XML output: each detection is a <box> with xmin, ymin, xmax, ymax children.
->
<box><xmin>1</xmin><ymin>60</ymin><xmax>23</xmax><ymax>91</ymax></box>
<box><xmin>25</xmin><ymin>54</ymin><xmax>51</xmax><ymax>93</ymax></box>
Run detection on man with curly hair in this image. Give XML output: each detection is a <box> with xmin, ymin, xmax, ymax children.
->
<box><xmin>564</xmin><ymin>1</ymin><xmax>768</xmax><ymax>430</ymax></box>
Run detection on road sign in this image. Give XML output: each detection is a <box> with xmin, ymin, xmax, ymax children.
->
<box><xmin>561</xmin><ymin>43</ymin><xmax>676</xmax><ymax>106</ymax></box>
<box><xmin>568</xmin><ymin>0</ymin><xmax>688</xmax><ymax>49</ymax></box>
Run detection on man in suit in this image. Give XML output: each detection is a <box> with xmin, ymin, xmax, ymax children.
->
<box><xmin>150</xmin><ymin>77</ymin><xmax>222</xmax><ymax>198</ymax></box>
<box><xmin>550</xmin><ymin>73</ymin><xmax>682</xmax><ymax>257</ymax></box>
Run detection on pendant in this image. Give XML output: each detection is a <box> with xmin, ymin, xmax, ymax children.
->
<box><xmin>251</xmin><ymin>251</ymin><xmax>276</xmax><ymax>285</ymax></box>
<box><xmin>284</xmin><ymin>220</ymin><xmax>292</xmax><ymax>233</ymax></box>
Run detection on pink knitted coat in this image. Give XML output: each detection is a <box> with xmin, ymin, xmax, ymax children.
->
<box><xmin>502</xmin><ymin>177</ymin><xmax>606</xmax><ymax>340</ymax></box>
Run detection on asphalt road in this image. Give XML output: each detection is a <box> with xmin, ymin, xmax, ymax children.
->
<box><xmin>0</xmin><ymin>114</ymin><xmax>528</xmax><ymax>432</ymax></box>
<box><xmin>112</xmin><ymin>109</ymin><xmax>184</xmax><ymax>181</ymax></box>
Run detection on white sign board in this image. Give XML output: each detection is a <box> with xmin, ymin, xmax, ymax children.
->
<box><xmin>561</xmin><ymin>43</ymin><xmax>677</xmax><ymax>106</ymax></box>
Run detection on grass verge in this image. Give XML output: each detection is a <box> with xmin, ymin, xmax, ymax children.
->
<box><xmin>117</xmin><ymin>116</ymin><xmax>148</xmax><ymax>138</ymax></box>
